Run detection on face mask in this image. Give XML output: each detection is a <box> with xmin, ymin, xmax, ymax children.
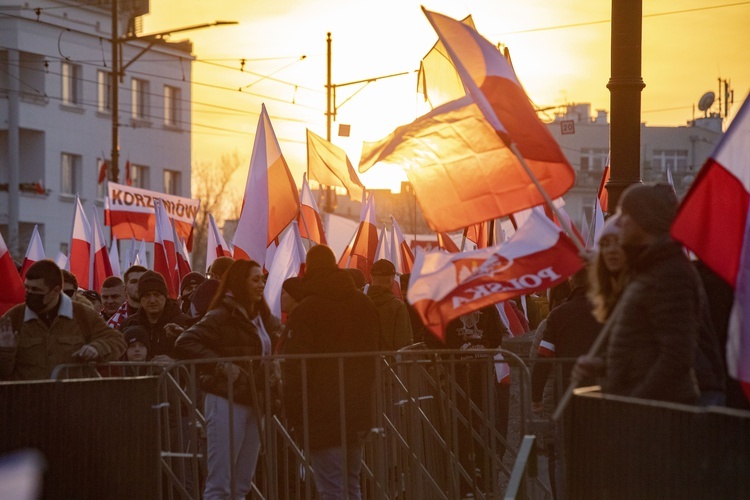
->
<box><xmin>26</xmin><ymin>292</ymin><xmax>48</xmax><ymax>314</ymax></box>
<box><xmin>63</xmin><ymin>288</ymin><xmax>75</xmax><ymax>298</ymax></box>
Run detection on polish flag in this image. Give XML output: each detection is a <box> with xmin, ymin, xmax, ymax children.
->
<box><xmin>407</xmin><ymin>208</ymin><xmax>583</xmax><ymax>340</ymax></box>
<box><xmin>153</xmin><ymin>198</ymin><xmax>178</xmax><ymax>298</ymax></box>
<box><xmin>360</xmin><ymin>10</ymin><xmax>575</xmax><ymax>233</ymax></box>
<box><xmin>390</xmin><ymin>216</ymin><xmax>414</xmax><ymax>275</ymax></box>
<box><xmin>0</xmin><ymin>231</ymin><xmax>24</xmax><ymax>315</ymax></box>
<box><xmin>307</xmin><ymin>129</ymin><xmax>364</xmax><ymax>202</ymax></box>
<box><xmin>233</xmin><ymin>104</ymin><xmax>300</xmax><ymax>268</ymax></box>
<box><xmin>20</xmin><ymin>225</ymin><xmax>46</xmax><ymax>279</ymax></box>
<box><xmin>98</xmin><ymin>159</ymin><xmax>108</xmax><ymax>184</ymax></box>
<box><xmin>585</xmin><ymin>198</ymin><xmax>606</xmax><ymax>249</ymax></box>
<box><xmin>374</xmin><ymin>224</ymin><xmax>393</xmax><ymax>263</ymax></box>
<box><xmin>205</xmin><ymin>213</ymin><xmax>232</xmax><ymax>273</ymax></box>
<box><xmin>54</xmin><ymin>251</ymin><xmax>68</xmax><ymax>270</ymax></box>
<box><xmin>437</xmin><ymin>232</ymin><xmax>461</xmax><ymax>253</ymax></box>
<box><xmin>263</xmin><ymin>223</ymin><xmax>306</xmax><ymax>318</ymax></box>
<box><xmin>68</xmin><ymin>196</ymin><xmax>92</xmax><ymax>289</ymax></box>
<box><xmin>298</xmin><ymin>173</ymin><xmax>327</xmax><ymax>245</ymax></box>
<box><xmin>464</xmin><ymin>221</ymin><xmax>490</xmax><ymax>249</ymax></box>
<box><xmin>598</xmin><ymin>164</ymin><xmax>611</xmax><ymax>214</ymax></box>
<box><xmin>347</xmin><ymin>191</ymin><xmax>379</xmax><ymax>280</ymax></box>
<box><xmin>109</xmin><ymin>236</ymin><xmax>121</xmax><ymax>278</ymax></box>
<box><xmin>91</xmin><ymin>206</ymin><xmax>114</xmax><ymax>292</ymax></box>
<box><xmin>136</xmin><ymin>239</ymin><xmax>147</xmax><ymax>268</ymax></box>
<box><xmin>671</xmin><ymin>94</ymin><xmax>750</xmax><ymax>401</ymax></box>
<box><xmin>172</xmin><ymin>220</ymin><xmax>192</xmax><ymax>283</ymax></box>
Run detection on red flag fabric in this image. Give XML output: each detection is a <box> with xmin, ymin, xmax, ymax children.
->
<box><xmin>348</xmin><ymin>192</ymin><xmax>379</xmax><ymax>280</ymax></box>
<box><xmin>390</xmin><ymin>216</ymin><xmax>414</xmax><ymax>275</ymax></box>
<box><xmin>233</xmin><ymin>104</ymin><xmax>299</xmax><ymax>267</ymax></box>
<box><xmin>20</xmin><ymin>225</ymin><xmax>46</xmax><ymax>280</ymax></box>
<box><xmin>598</xmin><ymin>164</ymin><xmax>611</xmax><ymax>214</ymax></box>
<box><xmin>176</xmin><ymin>237</ymin><xmax>192</xmax><ymax>284</ymax></box>
<box><xmin>671</xmin><ymin>95</ymin><xmax>750</xmax><ymax>400</ymax></box>
<box><xmin>437</xmin><ymin>232</ymin><xmax>460</xmax><ymax>253</ymax></box>
<box><xmin>205</xmin><ymin>213</ymin><xmax>233</xmax><ymax>273</ymax></box>
<box><xmin>91</xmin><ymin>206</ymin><xmax>113</xmax><ymax>292</ymax></box>
<box><xmin>69</xmin><ymin>196</ymin><xmax>92</xmax><ymax>289</ymax></box>
<box><xmin>407</xmin><ymin>208</ymin><xmax>583</xmax><ymax>340</ymax></box>
<box><xmin>464</xmin><ymin>221</ymin><xmax>490</xmax><ymax>249</ymax></box>
<box><xmin>98</xmin><ymin>160</ymin><xmax>108</xmax><ymax>185</ymax></box>
<box><xmin>153</xmin><ymin>198</ymin><xmax>179</xmax><ymax>299</ymax></box>
<box><xmin>0</xmin><ymin>231</ymin><xmax>24</xmax><ymax>315</ymax></box>
<box><xmin>125</xmin><ymin>160</ymin><xmax>132</xmax><ymax>186</ymax></box>
<box><xmin>298</xmin><ymin>173</ymin><xmax>327</xmax><ymax>245</ymax></box>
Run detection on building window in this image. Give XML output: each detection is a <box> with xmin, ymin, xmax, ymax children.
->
<box><xmin>163</xmin><ymin>169</ymin><xmax>181</xmax><ymax>195</ymax></box>
<box><xmin>61</xmin><ymin>62</ymin><xmax>82</xmax><ymax>106</ymax></box>
<box><xmin>132</xmin><ymin>78</ymin><xmax>150</xmax><ymax>119</ymax></box>
<box><xmin>164</xmin><ymin>85</ymin><xmax>180</xmax><ymax>126</ymax></box>
<box><xmin>130</xmin><ymin>164</ymin><xmax>150</xmax><ymax>189</ymax></box>
<box><xmin>579</xmin><ymin>148</ymin><xmax>609</xmax><ymax>172</ymax></box>
<box><xmin>97</xmin><ymin>70</ymin><xmax>112</xmax><ymax>112</ymax></box>
<box><xmin>61</xmin><ymin>153</ymin><xmax>81</xmax><ymax>195</ymax></box>
<box><xmin>652</xmin><ymin>149</ymin><xmax>688</xmax><ymax>173</ymax></box>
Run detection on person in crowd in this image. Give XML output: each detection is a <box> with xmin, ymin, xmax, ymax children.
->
<box><xmin>108</xmin><ymin>265</ymin><xmax>147</xmax><ymax>330</ymax></box>
<box><xmin>186</xmin><ymin>278</ymin><xmax>220</xmax><ymax>322</ymax></box>
<box><xmin>0</xmin><ymin>260</ymin><xmax>126</xmax><ymax>380</ymax></box>
<box><xmin>174</xmin><ymin>259</ymin><xmax>281</xmax><ymax>500</ymax></box>
<box><xmin>100</xmin><ymin>276</ymin><xmax>127</xmax><ymax>322</ymax></box>
<box><xmin>179</xmin><ymin>272</ymin><xmax>206</xmax><ymax>315</ymax></box>
<box><xmin>81</xmin><ymin>290</ymin><xmax>103</xmax><ymax>313</ymax></box>
<box><xmin>207</xmin><ymin>256</ymin><xmax>234</xmax><ymax>281</ymax></box>
<box><xmin>574</xmin><ymin>183</ymin><xmax>704</xmax><ymax>404</ymax></box>
<box><xmin>364</xmin><ymin>259</ymin><xmax>413</xmax><ymax>351</ymax></box>
<box><xmin>122</xmin><ymin>325</ymin><xmax>150</xmax><ymax>362</ymax></box>
<box><xmin>61</xmin><ymin>269</ymin><xmax>78</xmax><ymax>298</ymax></box>
<box><xmin>121</xmin><ymin>270</ymin><xmax>190</xmax><ymax>363</ymax></box>
<box><xmin>283</xmin><ymin>245</ymin><xmax>379</xmax><ymax>500</ymax></box>
<box><xmin>587</xmin><ymin>214</ymin><xmax>629</xmax><ymax>323</ymax></box>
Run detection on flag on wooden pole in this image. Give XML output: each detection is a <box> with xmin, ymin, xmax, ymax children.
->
<box><xmin>91</xmin><ymin>206</ymin><xmax>114</xmax><ymax>292</ymax></box>
<box><xmin>153</xmin><ymin>198</ymin><xmax>178</xmax><ymax>298</ymax></box>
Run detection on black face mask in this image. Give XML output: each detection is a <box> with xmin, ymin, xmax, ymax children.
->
<box><xmin>63</xmin><ymin>288</ymin><xmax>75</xmax><ymax>297</ymax></box>
<box><xmin>25</xmin><ymin>292</ymin><xmax>48</xmax><ymax>314</ymax></box>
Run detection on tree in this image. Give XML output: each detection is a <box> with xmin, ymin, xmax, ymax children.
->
<box><xmin>191</xmin><ymin>151</ymin><xmax>243</xmax><ymax>272</ymax></box>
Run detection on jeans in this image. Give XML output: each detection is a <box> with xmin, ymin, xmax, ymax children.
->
<box><xmin>203</xmin><ymin>393</ymin><xmax>261</xmax><ymax>500</ymax></box>
<box><xmin>309</xmin><ymin>443</ymin><xmax>364</xmax><ymax>500</ymax></box>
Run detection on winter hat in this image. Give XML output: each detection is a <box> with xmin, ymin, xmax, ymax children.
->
<box><xmin>137</xmin><ymin>270</ymin><xmax>169</xmax><ymax>298</ymax></box>
<box><xmin>305</xmin><ymin>245</ymin><xmax>337</xmax><ymax>277</ymax></box>
<box><xmin>618</xmin><ymin>183</ymin><xmax>678</xmax><ymax>235</ymax></box>
<box><xmin>123</xmin><ymin>325</ymin><xmax>150</xmax><ymax>350</ymax></box>
<box><xmin>345</xmin><ymin>268</ymin><xmax>367</xmax><ymax>288</ymax></box>
<box><xmin>371</xmin><ymin>259</ymin><xmax>397</xmax><ymax>277</ymax></box>
<box><xmin>180</xmin><ymin>272</ymin><xmax>206</xmax><ymax>296</ymax></box>
<box><xmin>597</xmin><ymin>214</ymin><xmax>621</xmax><ymax>245</ymax></box>
<box><xmin>190</xmin><ymin>278</ymin><xmax>220</xmax><ymax>318</ymax></box>
<box><xmin>282</xmin><ymin>277</ymin><xmax>306</xmax><ymax>301</ymax></box>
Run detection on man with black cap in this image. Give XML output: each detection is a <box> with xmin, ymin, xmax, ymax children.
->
<box><xmin>365</xmin><ymin>259</ymin><xmax>413</xmax><ymax>350</ymax></box>
<box><xmin>179</xmin><ymin>271</ymin><xmax>206</xmax><ymax>314</ymax></box>
<box><xmin>575</xmin><ymin>183</ymin><xmax>705</xmax><ymax>404</ymax></box>
<box><xmin>121</xmin><ymin>270</ymin><xmax>190</xmax><ymax>363</ymax></box>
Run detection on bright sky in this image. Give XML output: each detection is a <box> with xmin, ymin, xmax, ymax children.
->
<box><xmin>142</xmin><ymin>0</ymin><xmax>750</xmax><ymax>194</ymax></box>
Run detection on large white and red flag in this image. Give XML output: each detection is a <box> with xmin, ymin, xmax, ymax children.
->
<box><xmin>233</xmin><ymin>104</ymin><xmax>299</xmax><ymax>267</ymax></box>
<box><xmin>374</xmin><ymin>224</ymin><xmax>393</xmax><ymax>263</ymax></box>
<box><xmin>153</xmin><ymin>198</ymin><xmax>179</xmax><ymax>298</ymax></box>
<box><xmin>298</xmin><ymin>173</ymin><xmax>327</xmax><ymax>245</ymax></box>
<box><xmin>69</xmin><ymin>196</ymin><xmax>93</xmax><ymax>289</ymax></box>
<box><xmin>109</xmin><ymin>236</ymin><xmax>121</xmax><ymax>279</ymax></box>
<box><xmin>407</xmin><ymin>208</ymin><xmax>583</xmax><ymax>340</ymax></box>
<box><xmin>205</xmin><ymin>213</ymin><xmax>232</xmax><ymax>273</ymax></box>
<box><xmin>20</xmin><ymin>225</ymin><xmax>45</xmax><ymax>279</ymax></box>
<box><xmin>0</xmin><ymin>231</ymin><xmax>24</xmax><ymax>315</ymax></box>
<box><xmin>172</xmin><ymin>220</ymin><xmax>192</xmax><ymax>283</ymax></box>
<box><xmin>390</xmin><ymin>216</ymin><xmax>414</xmax><ymax>275</ymax></box>
<box><xmin>307</xmin><ymin>129</ymin><xmax>364</xmax><ymax>202</ymax></box>
<box><xmin>347</xmin><ymin>191</ymin><xmax>379</xmax><ymax>279</ymax></box>
<box><xmin>671</xmin><ymin>94</ymin><xmax>750</xmax><ymax>400</ymax></box>
<box><xmin>359</xmin><ymin>10</ymin><xmax>575</xmax><ymax>233</ymax></box>
<box><xmin>264</xmin><ymin>223</ymin><xmax>306</xmax><ymax>318</ymax></box>
<box><xmin>91</xmin><ymin>206</ymin><xmax>114</xmax><ymax>292</ymax></box>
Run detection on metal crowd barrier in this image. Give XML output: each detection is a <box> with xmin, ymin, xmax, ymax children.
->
<box><xmin>47</xmin><ymin>346</ymin><xmax>547</xmax><ymax>499</ymax></box>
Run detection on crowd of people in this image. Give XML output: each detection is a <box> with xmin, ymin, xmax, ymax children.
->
<box><xmin>1</xmin><ymin>182</ymin><xmax>747</xmax><ymax>499</ymax></box>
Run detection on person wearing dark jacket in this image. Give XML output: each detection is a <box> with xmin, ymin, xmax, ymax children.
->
<box><xmin>120</xmin><ymin>270</ymin><xmax>191</xmax><ymax>363</ymax></box>
<box><xmin>174</xmin><ymin>259</ymin><xmax>281</xmax><ymax>500</ymax></box>
<box><xmin>364</xmin><ymin>259</ymin><xmax>412</xmax><ymax>350</ymax></box>
<box><xmin>283</xmin><ymin>244</ymin><xmax>379</xmax><ymax>500</ymax></box>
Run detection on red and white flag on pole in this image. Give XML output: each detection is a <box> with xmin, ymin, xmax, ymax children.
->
<box><xmin>109</xmin><ymin>236</ymin><xmax>121</xmax><ymax>278</ymax></box>
<box><xmin>390</xmin><ymin>215</ymin><xmax>414</xmax><ymax>275</ymax></box>
<box><xmin>360</xmin><ymin>9</ymin><xmax>575</xmax><ymax>233</ymax></box>
<box><xmin>69</xmin><ymin>196</ymin><xmax>93</xmax><ymax>289</ymax></box>
<box><xmin>0</xmin><ymin>231</ymin><xmax>24</xmax><ymax>315</ymax></box>
<box><xmin>671</xmin><ymin>94</ymin><xmax>750</xmax><ymax>401</ymax></box>
<box><xmin>91</xmin><ymin>206</ymin><xmax>114</xmax><ymax>292</ymax></box>
<box><xmin>136</xmin><ymin>239</ymin><xmax>147</xmax><ymax>268</ymax></box>
<box><xmin>153</xmin><ymin>198</ymin><xmax>179</xmax><ymax>298</ymax></box>
<box><xmin>20</xmin><ymin>225</ymin><xmax>45</xmax><ymax>279</ymax></box>
<box><xmin>407</xmin><ymin>208</ymin><xmax>583</xmax><ymax>340</ymax></box>
<box><xmin>347</xmin><ymin>191</ymin><xmax>379</xmax><ymax>280</ymax></box>
<box><xmin>54</xmin><ymin>251</ymin><xmax>67</xmax><ymax>270</ymax></box>
<box><xmin>437</xmin><ymin>232</ymin><xmax>461</xmax><ymax>253</ymax></box>
<box><xmin>233</xmin><ymin>104</ymin><xmax>300</xmax><ymax>268</ymax></box>
<box><xmin>172</xmin><ymin>220</ymin><xmax>192</xmax><ymax>283</ymax></box>
<box><xmin>205</xmin><ymin>213</ymin><xmax>232</xmax><ymax>273</ymax></box>
<box><xmin>464</xmin><ymin>221</ymin><xmax>491</xmax><ymax>249</ymax></box>
<box><xmin>263</xmin><ymin>223</ymin><xmax>306</xmax><ymax>318</ymax></box>
<box><xmin>298</xmin><ymin>173</ymin><xmax>327</xmax><ymax>245</ymax></box>
<box><xmin>307</xmin><ymin>129</ymin><xmax>364</xmax><ymax>202</ymax></box>
<box><xmin>374</xmin><ymin>224</ymin><xmax>393</xmax><ymax>263</ymax></box>
<box><xmin>598</xmin><ymin>164</ymin><xmax>611</xmax><ymax>214</ymax></box>
<box><xmin>98</xmin><ymin>159</ymin><xmax>108</xmax><ymax>185</ymax></box>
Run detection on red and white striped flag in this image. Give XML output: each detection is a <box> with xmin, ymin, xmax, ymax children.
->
<box><xmin>264</xmin><ymin>223</ymin><xmax>306</xmax><ymax>318</ymax></box>
<box><xmin>0</xmin><ymin>231</ymin><xmax>24</xmax><ymax>315</ymax></box>
<box><xmin>68</xmin><ymin>196</ymin><xmax>92</xmax><ymax>289</ymax></box>
<box><xmin>206</xmin><ymin>213</ymin><xmax>232</xmax><ymax>273</ymax></box>
<box><xmin>233</xmin><ymin>104</ymin><xmax>299</xmax><ymax>268</ymax></box>
<box><xmin>20</xmin><ymin>225</ymin><xmax>45</xmax><ymax>279</ymax></box>
<box><xmin>109</xmin><ymin>236</ymin><xmax>121</xmax><ymax>279</ymax></box>
<box><xmin>153</xmin><ymin>198</ymin><xmax>178</xmax><ymax>298</ymax></box>
<box><xmin>437</xmin><ymin>232</ymin><xmax>460</xmax><ymax>253</ymax></box>
<box><xmin>172</xmin><ymin>220</ymin><xmax>192</xmax><ymax>283</ymax></box>
<box><xmin>298</xmin><ymin>173</ymin><xmax>327</xmax><ymax>245</ymax></box>
<box><xmin>390</xmin><ymin>216</ymin><xmax>414</xmax><ymax>275</ymax></box>
<box><xmin>671</xmin><ymin>94</ymin><xmax>750</xmax><ymax>401</ymax></box>
<box><xmin>347</xmin><ymin>191</ymin><xmax>379</xmax><ymax>280</ymax></box>
<box><xmin>91</xmin><ymin>206</ymin><xmax>114</xmax><ymax>292</ymax></box>
<box><xmin>407</xmin><ymin>208</ymin><xmax>583</xmax><ymax>340</ymax></box>
<box><xmin>374</xmin><ymin>224</ymin><xmax>392</xmax><ymax>263</ymax></box>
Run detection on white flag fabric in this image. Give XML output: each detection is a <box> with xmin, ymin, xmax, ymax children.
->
<box><xmin>263</xmin><ymin>223</ymin><xmax>306</xmax><ymax>318</ymax></box>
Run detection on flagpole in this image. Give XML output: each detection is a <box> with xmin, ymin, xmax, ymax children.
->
<box><xmin>508</xmin><ymin>142</ymin><xmax>586</xmax><ymax>254</ymax></box>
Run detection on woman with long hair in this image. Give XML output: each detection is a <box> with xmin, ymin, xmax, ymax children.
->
<box><xmin>174</xmin><ymin>260</ymin><xmax>280</xmax><ymax>499</ymax></box>
<box><xmin>588</xmin><ymin>215</ymin><xmax>629</xmax><ymax>323</ymax></box>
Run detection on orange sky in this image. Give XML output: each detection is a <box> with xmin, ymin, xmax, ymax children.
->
<box><xmin>143</xmin><ymin>0</ymin><xmax>750</xmax><ymax>193</ymax></box>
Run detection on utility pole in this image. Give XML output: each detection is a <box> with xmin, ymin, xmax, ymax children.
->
<box><xmin>324</xmin><ymin>32</ymin><xmax>334</xmax><ymax>213</ymax></box>
<box><xmin>110</xmin><ymin>0</ymin><xmax>120</xmax><ymax>182</ymax></box>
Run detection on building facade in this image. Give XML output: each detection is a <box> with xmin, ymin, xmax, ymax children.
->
<box><xmin>0</xmin><ymin>0</ymin><xmax>192</xmax><ymax>262</ymax></box>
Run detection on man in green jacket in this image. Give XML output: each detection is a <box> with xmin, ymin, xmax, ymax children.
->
<box><xmin>365</xmin><ymin>259</ymin><xmax>412</xmax><ymax>351</ymax></box>
<box><xmin>0</xmin><ymin>260</ymin><xmax>126</xmax><ymax>380</ymax></box>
